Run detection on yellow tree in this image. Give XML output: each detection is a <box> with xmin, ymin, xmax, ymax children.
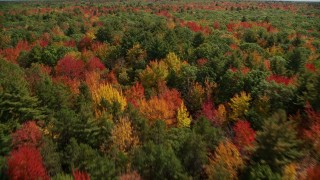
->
<box><xmin>229</xmin><ymin>91</ymin><xmax>251</xmax><ymax>121</ymax></box>
<box><xmin>205</xmin><ymin>141</ymin><xmax>244</xmax><ymax>180</ymax></box>
<box><xmin>164</xmin><ymin>52</ymin><xmax>182</xmax><ymax>72</ymax></box>
<box><xmin>111</xmin><ymin>117</ymin><xmax>139</xmax><ymax>153</ymax></box>
<box><xmin>177</xmin><ymin>102</ymin><xmax>192</xmax><ymax>128</ymax></box>
<box><xmin>91</xmin><ymin>83</ymin><xmax>127</xmax><ymax>116</ymax></box>
<box><xmin>282</xmin><ymin>163</ymin><xmax>297</xmax><ymax>180</ymax></box>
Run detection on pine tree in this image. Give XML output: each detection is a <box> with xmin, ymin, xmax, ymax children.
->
<box><xmin>254</xmin><ymin>110</ymin><xmax>303</xmax><ymax>171</ymax></box>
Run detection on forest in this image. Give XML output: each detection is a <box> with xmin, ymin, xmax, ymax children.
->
<box><xmin>0</xmin><ymin>0</ymin><xmax>320</xmax><ymax>179</ymax></box>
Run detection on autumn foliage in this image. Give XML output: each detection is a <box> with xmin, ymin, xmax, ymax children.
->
<box><xmin>233</xmin><ymin>120</ymin><xmax>255</xmax><ymax>153</ymax></box>
<box><xmin>73</xmin><ymin>169</ymin><xmax>91</xmax><ymax>180</ymax></box>
<box><xmin>12</xmin><ymin>121</ymin><xmax>43</xmax><ymax>148</ymax></box>
<box><xmin>7</xmin><ymin>146</ymin><xmax>49</xmax><ymax>180</ymax></box>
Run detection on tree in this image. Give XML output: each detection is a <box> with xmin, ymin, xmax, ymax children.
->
<box><xmin>233</xmin><ymin>120</ymin><xmax>255</xmax><ymax>154</ymax></box>
<box><xmin>132</xmin><ymin>142</ymin><xmax>187</xmax><ymax>180</ymax></box>
<box><xmin>163</xmin><ymin>52</ymin><xmax>182</xmax><ymax>73</ymax></box>
<box><xmin>139</xmin><ymin>61</ymin><xmax>169</xmax><ymax>89</ymax></box>
<box><xmin>86</xmin><ymin>57</ymin><xmax>105</xmax><ymax>72</ymax></box>
<box><xmin>177</xmin><ymin>102</ymin><xmax>192</xmax><ymax>128</ymax></box>
<box><xmin>185</xmin><ymin>82</ymin><xmax>205</xmax><ymax>114</ymax></box>
<box><xmin>205</xmin><ymin>141</ymin><xmax>244</xmax><ymax>180</ymax></box>
<box><xmin>270</xmin><ymin>56</ymin><xmax>287</xmax><ymax>76</ymax></box>
<box><xmin>306</xmin><ymin>165</ymin><xmax>320</xmax><ymax>180</ymax></box>
<box><xmin>126</xmin><ymin>44</ymin><xmax>147</xmax><ymax>67</ymax></box>
<box><xmin>72</xmin><ymin>169</ymin><xmax>90</xmax><ymax>180</ymax></box>
<box><xmin>7</xmin><ymin>146</ymin><xmax>49</xmax><ymax>180</ymax></box>
<box><xmin>91</xmin><ymin>83</ymin><xmax>127</xmax><ymax>117</ymax></box>
<box><xmin>193</xmin><ymin>117</ymin><xmax>224</xmax><ymax>150</ymax></box>
<box><xmin>55</xmin><ymin>56</ymin><xmax>85</xmax><ymax>80</ymax></box>
<box><xmin>125</xmin><ymin>82</ymin><xmax>145</xmax><ymax>107</ymax></box>
<box><xmin>229</xmin><ymin>91</ymin><xmax>251</xmax><ymax>121</ymax></box>
<box><xmin>254</xmin><ymin>110</ymin><xmax>303</xmax><ymax>171</ymax></box>
<box><xmin>248</xmin><ymin>163</ymin><xmax>281</xmax><ymax>180</ymax></box>
<box><xmin>139</xmin><ymin>96</ymin><xmax>175</xmax><ymax>125</ymax></box>
<box><xmin>12</xmin><ymin>121</ymin><xmax>42</xmax><ymax>148</ymax></box>
<box><xmin>282</xmin><ymin>163</ymin><xmax>297</xmax><ymax>180</ymax></box>
<box><xmin>111</xmin><ymin>117</ymin><xmax>139</xmax><ymax>153</ymax></box>
<box><xmin>178</xmin><ymin>132</ymin><xmax>208</xmax><ymax>178</ymax></box>
<box><xmin>286</xmin><ymin>47</ymin><xmax>309</xmax><ymax>75</ymax></box>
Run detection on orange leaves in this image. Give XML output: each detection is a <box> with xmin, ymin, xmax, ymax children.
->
<box><xmin>111</xmin><ymin>117</ymin><xmax>139</xmax><ymax>153</ymax></box>
<box><xmin>139</xmin><ymin>85</ymin><xmax>183</xmax><ymax>126</ymax></box>
<box><xmin>139</xmin><ymin>96</ymin><xmax>175</xmax><ymax>125</ymax></box>
<box><xmin>125</xmin><ymin>82</ymin><xmax>145</xmax><ymax>107</ymax></box>
<box><xmin>205</xmin><ymin>141</ymin><xmax>244</xmax><ymax>179</ymax></box>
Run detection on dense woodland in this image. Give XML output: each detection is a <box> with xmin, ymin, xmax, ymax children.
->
<box><xmin>0</xmin><ymin>1</ymin><xmax>320</xmax><ymax>179</ymax></box>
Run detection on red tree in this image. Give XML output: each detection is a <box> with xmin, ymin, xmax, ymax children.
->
<box><xmin>73</xmin><ymin>169</ymin><xmax>91</xmax><ymax>180</ymax></box>
<box><xmin>7</xmin><ymin>146</ymin><xmax>49</xmax><ymax>180</ymax></box>
<box><xmin>12</xmin><ymin>121</ymin><xmax>42</xmax><ymax>148</ymax></box>
<box><xmin>233</xmin><ymin>120</ymin><xmax>256</xmax><ymax>153</ymax></box>
<box><xmin>307</xmin><ymin>165</ymin><xmax>320</xmax><ymax>180</ymax></box>
<box><xmin>55</xmin><ymin>56</ymin><xmax>85</xmax><ymax>79</ymax></box>
<box><xmin>125</xmin><ymin>82</ymin><xmax>145</xmax><ymax>107</ymax></box>
<box><xmin>201</xmin><ymin>100</ymin><xmax>215</xmax><ymax>121</ymax></box>
<box><xmin>86</xmin><ymin>57</ymin><xmax>105</xmax><ymax>71</ymax></box>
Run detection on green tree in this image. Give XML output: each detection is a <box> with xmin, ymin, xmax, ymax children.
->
<box><xmin>133</xmin><ymin>142</ymin><xmax>187</xmax><ymax>180</ymax></box>
<box><xmin>254</xmin><ymin>110</ymin><xmax>304</xmax><ymax>171</ymax></box>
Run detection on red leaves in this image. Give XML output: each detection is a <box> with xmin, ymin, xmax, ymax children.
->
<box><xmin>86</xmin><ymin>57</ymin><xmax>105</xmax><ymax>71</ymax></box>
<box><xmin>125</xmin><ymin>82</ymin><xmax>145</xmax><ymax>107</ymax></box>
<box><xmin>266</xmin><ymin>75</ymin><xmax>294</xmax><ymax>86</ymax></box>
<box><xmin>73</xmin><ymin>169</ymin><xmax>91</xmax><ymax>180</ymax></box>
<box><xmin>78</xmin><ymin>36</ymin><xmax>93</xmax><ymax>51</ymax></box>
<box><xmin>304</xmin><ymin>103</ymin><xmax>320</xmax><ymax>152</ymax></box>
<box><xmin>213</xmin><ymin>21</ymin><xmax>220</xmax><ymax>29</ymax></box>
<box><xmin>307</xmin><ymin>165</ymin><xmax>320</xmax><ymax>180</ymax></box>
<box><xmin>0</xmin><ymin>40</ymin><xmax>30</xmax><ymax>63</ymax></box>
<box><xmin>12</xmin><ymin>121</ymin><xmax>42</xmax><ymax>148</ymax></box>
<box><xmin>233</xmin><ymin>120</ymin><xmax>255</xmax><ymax>152</ymax></box>
<box><xmin>55</xmin><ymin>56</ymin><xmax>85</xmax><ymax>79</ymax></box>
<box><xmin>201</xmin><ymin>100</ymin><xmax>215</xmax><ymax>122</ymax></box>
<box><xmin>7</xmin><ymin>146</ymin><xmax>49</xmax><ymax>180</ymax></box>
<box><xmin>306</xmin><ymin>63</ymin><xmax>316</xmax><ymax>73</ymax></box>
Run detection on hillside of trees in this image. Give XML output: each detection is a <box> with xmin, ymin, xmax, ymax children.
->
<box><xmin>0</xmin><ymin>1</ymin><xmax>320</xmax><ymax>179</ymax></box>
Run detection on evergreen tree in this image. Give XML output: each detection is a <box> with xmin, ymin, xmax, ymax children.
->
<box><xmin>253</xmin><ymin>110</ymin><xmax>304</xmax><ymax>171</ymax></box>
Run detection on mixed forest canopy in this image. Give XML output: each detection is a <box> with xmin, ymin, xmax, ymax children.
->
<box><xmin>0</xmin><ymin>0</ymin><xmax>320</xmax><ymax>179</ymax></box>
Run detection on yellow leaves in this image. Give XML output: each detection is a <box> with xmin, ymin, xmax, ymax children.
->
<box><xmin>139</xmin><ymin>96</ymin><xmax>175</xmax><ymax>125</ymax></box>
<box><xmin>91</xmin><ymin>83</ymin><xmax>127</xmax><ymax>116</ymax></box>
<box><xmin>282</xmin><ymin>163</ymin><xmax>297</xmax><ymax>180</ymax></box>
<box><xmin>111</xmin><ymin>117</ymin><xmax>139</xmax><ymax>153</ymax></box>
<box><xmin>164</xmin><ymin>52</ymin><xmax>182</xmax><ymax>72</ymax></box>
<box><xmin>177</xmin><ymin>102</ymin><xmax>192</xmax><ymax>128</ymax></box>
<box><xmin>139</xmin><ymin>61</ymin><xmax>169</xmax><ymax>89</ymax></box>
<box><xmin>229</xmin><ymin>91</ymin><xmax>251</xmax><ymax>121</ymax></box>
<box><xmin>205</xmin><ymin>141</ymin><xmax>244</xmax><ymax>179</ymax></box>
